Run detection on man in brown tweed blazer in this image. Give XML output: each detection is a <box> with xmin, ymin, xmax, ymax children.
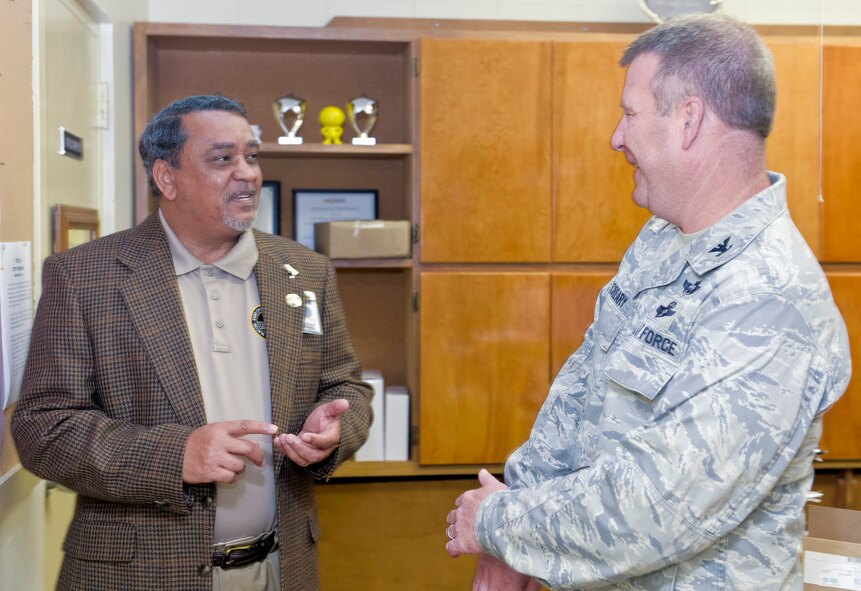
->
<box><xmin>12</xmin><ymin>95</ymin><xmax>373</xmax><ymax>590</ymax></box>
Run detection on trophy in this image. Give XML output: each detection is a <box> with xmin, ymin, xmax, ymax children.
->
<box><xmin>273</xmin><ymin>93</ymin><xmax>306</xmax><ymax>145</ymax></box>
<box><xmin>346</xmin><ymin>94</ymin><xmax>378</xmax><ymax>146</ymax></box>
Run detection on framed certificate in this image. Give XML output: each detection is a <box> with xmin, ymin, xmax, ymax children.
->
<box><xmin>253</xmin><ymin>181</ymin><xmax>281</xmax><ymax>235</ymax></box>
<box><xmin>293</xmin><ymin>189</ymin><xmax>378</xmax><ymax>250</ymax></box>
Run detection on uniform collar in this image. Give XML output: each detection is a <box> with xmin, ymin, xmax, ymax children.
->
<box><xmin>627</xmin><ymin>172</ymin><xmax>787</xmax><ymax>297</ymax></box>
<box><xmin>684</xmin><ymin>172</ymin><xmax>787</xmax><ymax>275</ymax></box>
<box><xmin>158</xmin><ymin>208</ymin><xmax>259</xmax><ymax>279</ymax></box>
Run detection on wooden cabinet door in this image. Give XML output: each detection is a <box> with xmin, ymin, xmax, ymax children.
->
<box><xmin>765</xmin><ymin>37</ymin><xmax>822</xmax><ymax>257</ymax></box>
<box><xmin>419</xmin><ymin>38</ymin><xmax>553</xmax><ymax>263</ymax></box>
<box><xmin>823</xmin><ymin>43</ymin><xmax>861</xmax><ymax>262</ymax></box>
<box><xmin>551</xmin><ymin>270</ymin><xmax>616</xmax><ymax>378</ymax></box>
<box><xmin>419</xmin><ymin>272</ymin><xmax>551</xmax><ymax>464</ymax></box>
<box><xmin>553</xmin><ymin>39</ymin><xmax>650</xmax><ymax>263</ymax></box>
<box><xmin>820</xmin><ymin>271</ymin><xmax>861</xmax><ymax>460</ymax></box>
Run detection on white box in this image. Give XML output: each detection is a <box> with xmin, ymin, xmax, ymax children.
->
<box><xmin>384</xmin><ymin>386</ymin><xmax>410</xmax><ymax>461</ymax></box>
<box><xmin>355</xmin><ymin>370</ymin><xmax>384</xmax><ymax>461</ymax></box>
<box><xmin>804</xmin><ymin>506</ymin><xmax>861</xmax><ymax>590</ymax></box>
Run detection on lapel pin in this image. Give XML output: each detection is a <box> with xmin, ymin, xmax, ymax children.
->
<box><xmin>285</xmin><ymin>293</ymin><xmax>303</xmax><ymax>307</ymax></box>
<box><xmin>284</xmin><ymin>264</ymin><xmax>299</xmax><ymax>278</ymax></box>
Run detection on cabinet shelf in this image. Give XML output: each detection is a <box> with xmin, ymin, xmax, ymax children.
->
<box><xmin>331</xmin><ymin>258</ymin><xmax>413</xmax><ymax>269</ymax></box>
<box><xmin>327</xmin><ymin>458</ymin><xmax>861</xmax><ymax>481</ymax></box>
<box><xmin>330</xmin><ymin>458</ymin><xmax>505</xmax><ymax>479</ymax></box>
<box><xmin>260</xmin><ymin>142</ymin><xmax>413</xmax><ymax>158</ymax></box>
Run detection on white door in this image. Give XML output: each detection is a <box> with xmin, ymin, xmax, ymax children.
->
<box><xmin>37</xmin><ymin>0</ymin><xmax>106</xmax><ymax>263</ymax></box>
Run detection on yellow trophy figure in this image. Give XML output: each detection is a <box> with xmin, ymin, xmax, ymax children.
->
<box><xmin>319</xmin><ymin>106</ymin><xmax>345</xmax><ymax>145</ymax></box>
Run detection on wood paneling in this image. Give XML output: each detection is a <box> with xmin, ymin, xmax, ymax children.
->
<box><xmin>551</xmin><ymin>270</ymin><xmax>615</xmax><ymax>378</ymax></box>
<box><xmin>820</xmin><ymin>271</ymin><xmax>861</xmax><ymax>460</ymax></box>
<box><xmin>336</xmin><ymin>269</ymin><xmax>411</xmax><ymax>386</ymax></box>
<box><xmin>553</xmin><ymin>40</ymin><xmax>650</xmax><ymax>263</ymax></box>
<box><xmin>419</xmin><ymin>273</ymin><xmax>551</xmax><ymax>464</ymax></box>
<box><xmin>811</xmin><ymin>470</ymin><xmax>861</xmax><ymax>511</ymax></box>
<box><xmin>317</xmin><ymin>478</ymin><xmax>479</xmax><ymax>590</ymax></box>
<box><xmin>260</xmin><ymin>156</ymin><xmax>409</xmax><ymax>243</ymax></box>
<box><xmin>419</xmin><ymin>39</ymin><xmax>553</xmax><ymax>262</ymax></box>
<box><xmin>765</xmin><ymin>38</ymin><xmax>822</xmax><ymax>256</ymax></box>
<box><xmin>822</xmin><ymin>42</ymin><xmax>861</xmax><ymax>261</ymax></box>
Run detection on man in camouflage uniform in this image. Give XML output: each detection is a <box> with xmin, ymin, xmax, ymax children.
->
<box><xmin>444</xmin><ymin>13</ymin><xmax>851</xmax><ymax>590</ymax></box>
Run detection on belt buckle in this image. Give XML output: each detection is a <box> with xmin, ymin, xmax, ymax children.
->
<box><xmin>222</xmin><ymin>542</ymin><xmax>254</xmax><ymax>569</ymax></box>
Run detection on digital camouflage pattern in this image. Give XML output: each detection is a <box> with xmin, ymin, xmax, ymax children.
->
<box><xmin>475</xmin><ymin>174</ymin><xmax>851</xmax><ymax>590</ymax></box>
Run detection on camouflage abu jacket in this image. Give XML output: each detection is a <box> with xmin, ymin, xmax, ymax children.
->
<box><xmin>475</xmin><ymin>173</ymin><xmax>851</xmax><ymax>590</ymax></box>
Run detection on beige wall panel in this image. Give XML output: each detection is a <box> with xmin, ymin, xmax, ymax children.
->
<box><xmin>820</xmin><ymin>271</ymin><xmax>861</xmax><ymax>460</ymax></box>
<box><xmin>419</xmin><ymin>38</ymin><xmax>553</xmax><ymax>262</ymax></box>
<box><xmin>419</xmin><ymin>272</ymin><xmax>551</xmax><ymax>464</ymax></box>
<box><xmin>550</xmin><ymin>270</ymin><xmax>615</xmax><ymax>378</ymax></box>
<box><xmin>553</xmin><ymin>40</ymin><xmax>650</xmax><ymax>263</ymax></box>
<box><xmin>822</xmin><ymin>44</ymin><xmax>861</xmax><ymax>262</ymax></box>
<box><xmin>0</xmin><ymin>0</ymin><xmax>34</xmax><ymax>243</ymax></box>
<box><xmin>765</xmin><ymin>38</ymin><xmax>822</xmax><ymax>256</ymax></box>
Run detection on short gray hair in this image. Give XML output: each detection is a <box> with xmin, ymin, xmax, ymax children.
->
<box><xmin>620</xmin><ymin>13</ymin><xmax>775</xmax><ymax>138</ymax></box>
<box><xmin>139</xmin><ymin>95</ymin><xmax>249</xmax><ymax>196</ymax></box>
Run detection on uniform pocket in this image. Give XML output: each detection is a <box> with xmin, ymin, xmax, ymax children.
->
<box><xmin>603</xmin><ymin>329</ymin><xmax>679</xmax><ymax>401</ymax></box>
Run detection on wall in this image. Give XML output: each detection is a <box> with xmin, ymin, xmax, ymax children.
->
<box><xmin>147</xmin><ymin>0</ymin><xmax>861</xmax><ymax>26</ymax></box>
<box><xmin>0</xmin><ymin>0</ymin><xmax>35</xmax><ymax>243</ymax></box>
<box><xmin>95</xmin><ymin>0</ymin><xmax>148</xmax><ymax>230</ymax></box>
<box><xmin>0</xmin><ymin>0</ymin><xmax>39</xmax><ymax>584</ymax></box>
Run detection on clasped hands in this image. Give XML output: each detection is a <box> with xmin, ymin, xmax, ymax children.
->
<box><xmin>182</xmin><ymin>399</ymin><xmax>349</xmax><ymax>484</ymax></box>
<box><xmin>446</xmin><ymin>469</ymin><xmax>541</xmax><ymax>591</ymax></box>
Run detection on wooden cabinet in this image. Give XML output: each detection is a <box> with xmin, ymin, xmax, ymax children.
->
<box><xmin>553</xmin><ymin>40</ymin><xmax>650</xmax><ymax>262</ymax></box>
<box><xmin>133</xmin><ymin>23</ymin><xmax>861</xmax><ymax>474</ymax></box>
<box><xmin>125</xmin><ymin>23</ymin><xmax>861</xmax><ymax>590</ymax></box>
<box><xmin>550</xmin><ymin>270</ymin><xmax>616</xmax><ymax>376</ymax></box>
<box><xmin>317</xmin><ymin>478</ymin><xmax>480</xmax><ymax>589</ymax></box>
<box><xmin>823</xmin><ymin>41</ymin><xmax>861</xmax><ymax>262</ymax></box>
<box><xmin>762</xmin><ymin>37</ymin><xmax>822</xmax><ymax>255</ymax></box>
<box><xmin>419</xmin><ymin>37</ymin><xmax>653</xmax><ymax>264</ymax></box>
<box><xmin>419</xmin><ymin>38</ymin><xmax>553</xmax><ymax>263</ymax></box>
<box><xmin>820</xmin><ymin>271</ymin><xmax>861</xmax><ymax>460</ymax></box>
<box><xmin>418</xmin><ymin>270</ymin><xmax>617</xmax><ymax>465</ymax></box>
<box><xmin>419</xmin><ymin>272</ymin><xmax>551</xmax><ymax>464</ymax></box>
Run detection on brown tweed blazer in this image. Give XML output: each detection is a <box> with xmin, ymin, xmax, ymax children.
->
<box><xmin>11</xmin><ymin>213</ymin><xmax>373</xmax><ymax>591</ymax></box>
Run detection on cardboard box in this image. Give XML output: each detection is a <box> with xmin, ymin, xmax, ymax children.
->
<box><xmin>314</xmin><ymin>220</ymin><xmax>411</xmax><ymax>259</ymax></box>
<box><xmin>804</xmin><ymin>506</ymin><xmax>861</xmax><ymax>590</ymax></box>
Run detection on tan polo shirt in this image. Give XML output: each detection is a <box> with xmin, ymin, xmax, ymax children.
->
<box><xmin>160</xmin><ymin>211</ymin><xmax>276</xmax><ymax>543</ymax></box>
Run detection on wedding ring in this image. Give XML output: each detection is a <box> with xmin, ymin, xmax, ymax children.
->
<box><xmin>446</xmin><ymin>525</ymin><xmax>455</xmax><ymax>541</ymax></box>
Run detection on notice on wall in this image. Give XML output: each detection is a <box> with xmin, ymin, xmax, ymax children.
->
<box><xmin>1</xmin><ymin>242</ymin><xmax>33</xmax><ymax>409</ymax></box>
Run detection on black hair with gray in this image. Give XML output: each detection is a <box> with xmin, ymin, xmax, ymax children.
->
<box><xmin>620</xmin><ymin>13</ymin><xmax>775</xmax><ymax>138</ymax></box>
<box><xmin>138</xmin><ymin>94</ymin><xmax>249</xmax><ymax>196</ymax></box>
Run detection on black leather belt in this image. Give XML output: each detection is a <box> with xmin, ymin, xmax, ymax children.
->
<box><xmin>212</xmin><ymin>529</ymin><xmax>278</xmax><ymax>570</ymax></box>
